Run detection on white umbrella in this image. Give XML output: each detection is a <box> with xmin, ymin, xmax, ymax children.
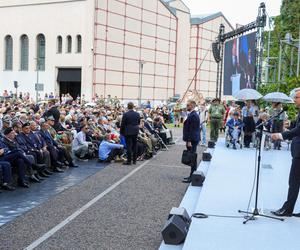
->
<box><xmin>233</xmin><ymin>88</ymin><xmax>263</xmax><ymax>101</ymax></box>
<box><xmin>85</xmin><ymin>102</ymin><xmax>97</xmax><ymax>107</ymax></box>
<box><xmin>263</xmin><ymin>92</ymin><xmax>294</xmax><ymax>103</ymax></box>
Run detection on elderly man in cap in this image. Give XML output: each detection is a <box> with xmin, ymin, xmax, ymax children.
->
<box><xmin>0</xmin><ymin>128</ymin><xmax>39</xmax><ymax>187</ymax></box>
<box><xmin>1</xmin><ymin>127</ymin><xmax>42</xmax><ymax>183</ymax></box>
<box><xmin>16</xmin><ymin>122</ymin><xmax>50</xmax><ymax>178</ymax></box>
<box><xmin>208</xmin><ymin>98</ymin><xmax>225</xmax><ymax>142</ymax></box>
<box><xmin>40</xmin><ymin>117</ymin><xmax>78</xmax><ymax>169</ymax></box>
<box><xmin>38</xmin><ymin>118</ymin><xmax>65</xmax><ymax>172</ymax></box>
<box><xmin>29</xmin><ymin>121</ymin><xmax>53</xmax><ymax>174</ymax></box>
<box><xmin>1</xmin><ymin>115</ymin><xmax>11</xmax><ymax>136</ymax></box>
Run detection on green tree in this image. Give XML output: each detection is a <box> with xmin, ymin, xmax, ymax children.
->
<box><xmin>264</xmin><ymin>0</ymin><xmax>300</xmax><ymax>83</ymax></box>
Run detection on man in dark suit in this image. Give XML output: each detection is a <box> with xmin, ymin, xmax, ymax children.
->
<box><xmin>271</xmin><ymin>88</ymin><xmax>300</xmax><ymax>217</ymax></box>
<box><xmin>43</xmin><ymin>99</ymin><xmax>61</xmax><ymax>131</ymax></box>
<box><xmin>120</xmin><ymin>102</ymin><xmax>141</xmax><ymax>165</ymax></box>
<box><xmin>38</xmin><ymin>118</ymin><xmax>66</xmax><ymax>172</ymax></box>
<box><xmin>182</xmin><ymin>100</ymin><xmax>200</xmax><ymax>183</ymax></box>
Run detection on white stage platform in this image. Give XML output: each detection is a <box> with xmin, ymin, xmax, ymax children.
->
<box><xmin>161</xmin><ymin>139</ymin><xmax>300</xmax><ymax>250</ymax></box>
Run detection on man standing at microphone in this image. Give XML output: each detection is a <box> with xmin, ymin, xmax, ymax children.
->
<box><xmin>271</xmin><ymin>88</ymin><xmax>300</xmax><ymax>217</ymax></box>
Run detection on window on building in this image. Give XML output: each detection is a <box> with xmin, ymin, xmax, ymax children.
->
<box><xmin>76</xmin><ymin>35</ymin><xmax>82</xmax><ymax>53</ymax></box>
<box><xmin>20</xmin><ymin>35</ymin><xmax>29</xmax><ymax>71</ymax></box>
<box><xmin>4</xmin><ymin>35</ymin><xmax>13</xmax><ymax>70</ymax></box>
<box><xmin>37</xmin><ymin>34</ymin><xmax>46</xmax><ymax>71</ymax></box>
<box><xmin>67</xmin><ymin>35</ymin><xmax>72</xmax><ymax>53</ymax></box>
<box><xmin>57</xmin><ymin>36</ymin><xmax>62</xmax><ymax>54</ymax></box>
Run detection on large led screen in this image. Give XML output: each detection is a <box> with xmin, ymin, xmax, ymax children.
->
<box><xmin>223</xmin><ymin>32</ymin><xmax>256</xmax><ymax>95</ymax></box>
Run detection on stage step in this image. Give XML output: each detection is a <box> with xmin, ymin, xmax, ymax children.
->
<box><xmin>159</xmin><ymin>145</ymin><xmax>216</xmax><ymax>250</ymax></box>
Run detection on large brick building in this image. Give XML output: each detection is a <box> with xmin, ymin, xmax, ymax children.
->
<box><xmin>0</xmin><ymin>0</ymin><xmax>232</xmax><ymax>103</ymax></box>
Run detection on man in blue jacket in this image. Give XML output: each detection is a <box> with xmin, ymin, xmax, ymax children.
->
<box><xmin>182</xmin><ymin>100</ymin><xmax>200</xmax><ymax>183</ymax></box>
<box><xmin>226</xmin><ymin>112</ymin><xmax>244</xmax><ymax>149</ymax></box>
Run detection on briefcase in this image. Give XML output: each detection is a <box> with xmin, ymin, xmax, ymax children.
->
<box><xmin>181</xmin><ymin>150</ymin><xmax>197</xmax><ymax>167</ymax></box>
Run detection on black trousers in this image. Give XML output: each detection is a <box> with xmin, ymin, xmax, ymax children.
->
<box><xmin>0</xmin><ymin>151</ymin><xmax>30</xmax><ymax>182</ymax></box>
<box><xmin>106</xmin><ymin>148</ymin><xmax>124</xmax><ymax>162</ymax></box>
<box><xmin>187</xmin><ymin>141</ymin><xmax>198</xmax><ymax>176</ymax></box>
<box><xmin>125</xmin><ymin>135</ymin><xmax>138</xmax><ymax>163</ymax></box>
<box><xmin>283</xmin><ymin>158</ymin><xmax>300</xmax><ymax>212</ymax></box>
<box><xmin>27</xmin><ymin>150</ymin><xmax>44</xmax><ymax>164</ymax></box>
<box><xmin>47</xmin><ymin>145</ymin><xmax>73</xmax><ymax>167</ymax></box>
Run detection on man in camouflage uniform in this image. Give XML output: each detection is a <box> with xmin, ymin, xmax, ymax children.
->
<box><xmin>208</xmin><ymin>98</ymin><xmax>225</xmax><ymax>142</ymax></box>
<box><xmin>113</xmin><ymin>96</ymin><xmax>120</xmax><ymax>108</ymax></box>
<box><xmin>98</xmin><ymin>95</ymin><xmax>105</xmax><ymax>107</ymax></box>
<box><xmin>106</xmin><ymin>94</ymin><xmax>113</xmax><ymax>106</ymax></box>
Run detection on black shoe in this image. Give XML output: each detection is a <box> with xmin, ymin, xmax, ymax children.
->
<box><xmin>2</xmin><ymin>183</ymin><xmax>15</xmax><ymax>191</ymax></box>
<box><xmin>33</xmin><ymin>163</ymin><xmax>46</xmax><ymax>171</ymax></box>
<box><xmin>29</xmin><ymin>175</ymin><xmax>41</xmax><ymax>183</ymax></box>
<box><xmin>18</xmin><ymin>181</ymin><xmax>29</xmax><ymax>188</ymax></box>
<box><xmin>69</xmin><ymin>164</ymin><xmax>79</xmax><ymax>168</ymax></box>
<box><xmin>293</xmin><ymin>213</ymin><xmax>300</xmax><ymax>217</ymax></box>
<box><xmin>54</xmin><ymin>167</ymin><xmax>64</xmax><ymax>173</ymax></box>
<box><xmin>44</xmin><ymin>169</ymin><xmax>53</xmax><ymax>175</ymax></box>
<box><xmin>133</xmin><ymin>161</ymin><xmax>137</xmax><ymax>165</ymax></box>
<box><xmin>123</xmin><ymin>162</ymin><xmax>132</xmax><ymax>165</ymax></box>
<box><xmin>57</xmin><ymin>161</ymin><xmax>64</xmax><ymax>167</ymax></box>
<box><xmin>271</xmin><ymin>208</ymin><xmax>292</xmax><ymax>217</ymax></box>
<box><xmin>182</xmin><ymin>177</ymin><xmax>191</xmax><ymax>183</ymax></box>
<box><xmin>39</xmin><ymin>172</ymin><xmax>50</xmax><ymax>178</ymax></box>
<box><xmin>233</xmin><ymin>145</ymin><xmax>237</xmax><ymax>150</ymax></box>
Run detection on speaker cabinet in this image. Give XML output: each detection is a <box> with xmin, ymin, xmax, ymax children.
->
<box><xmin>202</xmin><ymin>152</ymin><xmax>212</xmax><ymax>161</ymax></box>
<box><xmin>208</xmin><ymin>141</ymin><xmax>215</xmax><ymax>148</ymax></box>
<box><xmin>192</xmin><ymin>171</ymin><xmax>205</xmax><ymax>186</ymax></box>
<box><xmin>162</xmin><ymin>215</ymin><xmax>189</xmax><ymax>245</ymax></box>
<box><xmin>168</xmin><ymin>207</ymin><xmax>191</xmax><ymax>224</ymax></box>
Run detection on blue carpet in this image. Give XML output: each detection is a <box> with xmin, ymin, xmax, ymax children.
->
<box><xmin>0</xmin><ymin>160</ymin><xmax>106</xmax><ymax>227</ymax></box>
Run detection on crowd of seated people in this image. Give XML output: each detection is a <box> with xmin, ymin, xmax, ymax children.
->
<box><xmin>0</xmin><ymin>96</ymin><xmax>174</xmax><ymax>193</ymax></box>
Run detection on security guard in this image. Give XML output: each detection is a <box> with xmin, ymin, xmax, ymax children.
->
<box><xmin>208</xmin><ymin>98</ymin><xmax>225</xmax><ymax>142</ymax></box>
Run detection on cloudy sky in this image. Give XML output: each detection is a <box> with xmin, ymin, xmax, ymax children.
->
<box><xmin>183</xmin><ymin>0</ymin><xmax>282</xmax><ymax>26</ymax></box>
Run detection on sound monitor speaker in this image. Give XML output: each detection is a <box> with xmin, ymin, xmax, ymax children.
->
<box><xmin>202</xmin><ymin>152</ymin><xmax>212</xmax><ymax>161</ymax></box>
<box><xmin>208</xmin><ymin>141</ymin><xmax>215</xmax><ymax>148</ymax></box>
<box><xmin>192</xmin><ymin>171</ymin><xmax>205</xmax><ymax>186</ymax></box>
<box><xmin>14</xmin><ymin>81</ymin><xmax>18</xmax><ymax>89</ymax></box>
<box><xmin>162</xmin><ymin>215</ymin><xmax>189</xmax><ymax>245</ymax></box>
<box><xmin>168</xmin><ymin>207</ymin><xmax>191</xmax><ymax>224</ymax></box>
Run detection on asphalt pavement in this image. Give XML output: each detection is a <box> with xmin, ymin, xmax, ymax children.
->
<box><xmin>0</xmin><ymin>128</ymin><xmax>205</xmax><ymax>250</ymax></box>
